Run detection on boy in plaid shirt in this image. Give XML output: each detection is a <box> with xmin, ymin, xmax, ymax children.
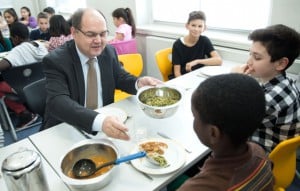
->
<box><xmin>232</xmin><ymin>24</ymin><xmax>300</xmax><ymax>153</ymax></box>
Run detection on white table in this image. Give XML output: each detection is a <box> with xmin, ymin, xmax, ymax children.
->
<box><xmin>2</xmin><ymin>60</ymin><xmax>239</xmax><ymax>191</ymax></box>
<box><xmin>0</xmin><ymin>139</ymin><xmax>70</xmax><ymax>191</ymax></box>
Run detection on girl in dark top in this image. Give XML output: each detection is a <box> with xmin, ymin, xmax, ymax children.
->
<box><xmin>171</xmin><ymin>11</ymin><xmax>222</xmax><ymax>78</ymax></box>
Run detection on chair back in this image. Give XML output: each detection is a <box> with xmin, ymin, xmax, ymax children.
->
<box><xmin>155</xmin><ymin>48</ymin><xmax>172</xmax><ymax>81</ymax></box>
<box><xmin>118</xmin><ymin>53</ymin><xmax>143</xmax><ymax>77</ymax></box>
<box><xmin>114</xmin><ymin>53</ymin><xmax>143</xmax><ymax>102</ymax></box>
<box><xmin>110</xmin><ymin>39</ymin><xmax>138</xmax><ymax>55</ymax></box>
<box><xmin>269</xmin><ymin>135</ymin><xmax>300</xmax><ymax>191</ymax></box>
<box><xmin>23</xmin><ymin>78</ymin><xmax>46</xmax><ymax>117</ymax></box>
<box><xmin>1</xmin><ymin>62</ymin><xmax>44</xmax><ymax>102</ymax></box>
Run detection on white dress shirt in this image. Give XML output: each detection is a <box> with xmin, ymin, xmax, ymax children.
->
<box><xmin>75</xmin><ymin>45</ymin><xmax>106</xmax><ymax>132</ymax></box>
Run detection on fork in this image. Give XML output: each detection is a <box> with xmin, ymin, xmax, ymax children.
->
<box><xmin>125</xmin><ymin>161</ymin><xmax>153</xmax><ymax>180</ymax></box>
<box><xmin>124</xmin><ymin>115</ymin><xmax>132</xmax><ymax>124</ymax></box>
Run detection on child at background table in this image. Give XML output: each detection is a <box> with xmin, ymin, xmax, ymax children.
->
<box><xmin>43</xmin><ymin>6</ymin><xmax>55</xmax><ymax>19</ymax></box>
<box><xmin>3</xmin><ymin>8</ymin><xmax>18</xmax><ymax>29</ymax></box>
<box><xmin>0</xmin><ymin>12</ymin><xmax>10</xmax><ymax>38</ymax></box>
<box><xmin>30</xmin><ymin>12</ymin><xmax>50</xmax><ymax>41</ymax></box>
<box><xmin>171</xmin><ymin>10</ymin><xmax>222</xmax><ymax>79</ymax></box>
<box><xmin>109</xmin><ymin>7</ymin><xmax>136</xmax><ymax>43</ymax></box>
<box><xmin>0</xmin><ymin>22</ymin><xmax>48</xmax><ymax>128</ymax></box>
<box><xmin>0</xmin><ymin>30</ymin><xmax>12</xmax><ymax>52</ymax></box>
<box><xmin>19</xmin><ymin>6</ymin><xmax>37</xmax><ymax>29</ymax></box>
<box><xmin>176</xmin><ymin>73</ymin><xmax>273</xmax><ymax>191</ymax></box>
<box><xmin>47</xmin><ymin>15</ymin><xmax>72</xmax><ymax>52</ymax></box>
<box><xmin>231</xmin><ymin>24</ymin><xmax>300</xmax><ymax>153</ymax></box>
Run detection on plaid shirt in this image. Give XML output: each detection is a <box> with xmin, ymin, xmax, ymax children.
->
<box><xmin>251</xmin><ymin>73</ymin><xmax>300</xmax><ymax>153</ymax></box>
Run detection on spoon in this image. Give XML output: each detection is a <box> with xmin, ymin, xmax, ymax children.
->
<box><xmin>72</xmin><ymin>151</ymin><xmax>146</xmax><ymax>178</ymax></box>
<box><xmin>146</xmin><ymin>153</ymin><xmax>169</xmax><ymax>167</ymax></box>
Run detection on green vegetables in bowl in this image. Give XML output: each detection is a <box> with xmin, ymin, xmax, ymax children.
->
<box><xmin>138</xmin><ymin>87</ymin><xmax>181</xmax><ymax>107</ymax></box>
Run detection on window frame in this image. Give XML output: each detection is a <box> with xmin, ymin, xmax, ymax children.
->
<box><xmin>151</xmin><ymin>0</ymin><xmax>272</xmax><ymax>33</ymax></box>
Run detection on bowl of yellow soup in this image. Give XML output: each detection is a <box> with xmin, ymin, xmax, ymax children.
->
<box><xmin>137</xmin><ymin>85</ymin><xmax>183</xmax><ymax>119</ymax></box>
<box><xmin>60</xmin><ymin>139</ymin><xmax>118</xmax><ymax>191</ymax></box>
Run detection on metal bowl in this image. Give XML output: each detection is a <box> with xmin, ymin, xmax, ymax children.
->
<box><xmin>136</xmin><ymin>86</ymin><xmax>183</xmax><ymax>119</ymax></box>
<box><xmin>59</xmin><ymin>139</ymin><xmax>118</xmax><ymax>191</ymax></box>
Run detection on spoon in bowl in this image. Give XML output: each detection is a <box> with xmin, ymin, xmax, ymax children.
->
<box><xmin>72</xmin><ymin>151</ymin><xmax>146</xmax><ymax>178</ymax></box>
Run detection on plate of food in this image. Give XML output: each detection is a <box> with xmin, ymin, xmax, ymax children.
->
<box><xmin>131</xmin><ymin>138</ymin><xmax>186</xmax><ymax>175</ymax></box>
<box><xmin>198</xmin><ymin>66</ymin><xmax>229</xmax><ymax>77</ymax></box>
<box><xmin>97</xmin><ymin>107</ymin><xmax>127</xmax><ymax>123</ymax></box>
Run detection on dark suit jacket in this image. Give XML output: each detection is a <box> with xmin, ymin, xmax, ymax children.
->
<box><xmin>42</xmin><ymin>40</ymin><xmax>137</xmax><ymax>133</ymax></box>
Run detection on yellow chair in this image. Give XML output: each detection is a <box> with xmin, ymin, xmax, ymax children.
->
<box><xmin>155</xmin><ymin>48</ymin><xmax>172</xmax><ymax>82</ymax></box>
<box><xmin>114</xmin><ymin>53</ymin><xmax>143</xmax><ymax>102</ymax></box>
<box><xmin>269</xmin><ymin>135</ymin><xmax>300</xmax><ymax>191</ymax></box>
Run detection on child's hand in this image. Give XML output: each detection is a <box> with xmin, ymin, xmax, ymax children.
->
<box><xmin>231</xmin><ymin>64</ymin><xmax>253</xmax><ymax>74</ymax></box>
<box><xmin>185</xmin><ymin>60</ymin><xmax>198</xmax><ymax>72</ymax></box>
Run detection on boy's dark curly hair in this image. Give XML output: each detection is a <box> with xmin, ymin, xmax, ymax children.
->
<box><xmin>192</xmin><ymin>73</ymin><xmax>265</xmax><ymax>147</ymax></box>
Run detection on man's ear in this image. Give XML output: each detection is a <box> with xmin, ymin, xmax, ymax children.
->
<box><xmin>70</xmin><ymin>26</ymin><xmax>76</xmax><ymax>36</ymax></box>
<box><xmin>275</xmin><ymin>57</ymin><xmax>289</xmax><ymax>71</ymax></box>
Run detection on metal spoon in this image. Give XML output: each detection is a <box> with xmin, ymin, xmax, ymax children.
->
<box><xmin>72</xmin><ymin>151</ymin><xmax>146</xmax><ymax>178</ymax></box>
<box><xmin>146</xmin><ymin>153</ymin><xmax>169</xmax><ymax>167</ymax></box>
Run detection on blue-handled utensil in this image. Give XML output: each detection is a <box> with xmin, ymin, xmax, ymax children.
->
<box><xmin>72</xmin><ymin>151</ymin><xmax>146</xmax><ymax>178</ymax></box>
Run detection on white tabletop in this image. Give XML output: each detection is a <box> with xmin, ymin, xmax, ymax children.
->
<box><xmin>27</xmin><ymin>61</ymin><xmax>243</xmax><ymax>190</ymax></box>
<box><xmin>0</xmin><ymin>60</ymin><xmax>239</xmax><ymax>191</ymax></box>
<box><xmin>0</xmin><ymin>139</ymin><xmax>70</xmax><ymax>191</ymax></box>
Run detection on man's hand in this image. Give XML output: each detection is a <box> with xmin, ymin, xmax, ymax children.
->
<box><xmin>137</xmin><ymin>76</ymin><xmax>162</xmax><ymax>88</ymax></box>
<box><xmin>102</xmin><ymin>116</ymin><xmax>130</xmax><ymax>140</ymax></box>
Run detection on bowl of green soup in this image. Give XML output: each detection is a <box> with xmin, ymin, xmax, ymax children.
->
<box><xmin>137</xmin><ymin>85</ymin><xmax>183</xmax><ymax>119</ymax></box>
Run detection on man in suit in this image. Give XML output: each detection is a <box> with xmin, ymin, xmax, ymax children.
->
<box><xmin>42</xmin><ymin>8</ymin><xmax>161</xmax><ymax>140</ymax></box>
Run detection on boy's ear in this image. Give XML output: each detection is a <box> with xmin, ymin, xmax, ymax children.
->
<box><xmin>185</xmin><ymin>23</ymin><xmax>189</xmax><ymax>29</ymax></box>
<box><xmin>209</xmin><ymin>125</ymin><xmax>221</xmax><ymax>144</ymax></box>
<box><xmin>275</xmin><ymin>57</ymin><xmax>289</xmax><ymax>71</ymax></box>
<box><xmin>203</xmin><ymin>23</ymin><xmax>207</xmax><ymax>31</ymax></box>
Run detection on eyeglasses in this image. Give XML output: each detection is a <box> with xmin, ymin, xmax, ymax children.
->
<box><xmin>76</xmin><ymin>28</ymin><xmax>109</xmax><ymax>39</ymax></box>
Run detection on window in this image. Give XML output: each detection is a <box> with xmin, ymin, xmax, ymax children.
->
<box><xmin>152</xmin><ymin>0</ymin><xmax>271</xmax><ymax>31</ymax></box>
<box><xmin>45</xmin><ymin>0</ymin><xmax>86</xmax><ymax>14</ymax></box>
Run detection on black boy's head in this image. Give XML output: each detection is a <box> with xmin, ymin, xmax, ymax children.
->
<box><xmin>249</xmin><ymin>24</ymin><xmax>300</xmax><ymax>70</ymax></box>
<box><xmin>10</xmin><ymin>22</ymin><xmax>29</xmax><ymax>46</ymax></box>
<box><xmin>191</xmin><ymin>74</ymin><xmax>265</xmax><ymax>147</ymax></box>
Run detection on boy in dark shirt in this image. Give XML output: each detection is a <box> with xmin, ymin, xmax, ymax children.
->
<box><xmin>171</xmin><ymin>11</ymin><xmax>222</xmax><ymax>79</ymax></box>
<box><xmin>178</xmin><ymin>74</ymin><xmax>273</xmax><ymax>191</ymax></box>
<box><xmin>30</xmin><ymin>12</ymin><xmax>50</xmax><ymax>41</ymax></box>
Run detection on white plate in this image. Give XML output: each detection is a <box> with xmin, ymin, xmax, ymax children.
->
<box><xmin>131</xmin><ymin>138</ymin><xmax>186</xmax><ymax>175</ymax></box>
<box><xmin>198</xmin><ymin>66</ymin><xmax>229</xmax><ymax>77</ymax></box>
<box><xmin>97</xmin><ymin>107</ymin><xmax>127</xmax><ymax>123</ymax></box>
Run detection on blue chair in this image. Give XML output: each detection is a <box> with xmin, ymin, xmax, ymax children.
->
<box><xmin>0</xmin><ymin>62</ymin><xmax>44</xmax><ymax>141</ymax></box>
